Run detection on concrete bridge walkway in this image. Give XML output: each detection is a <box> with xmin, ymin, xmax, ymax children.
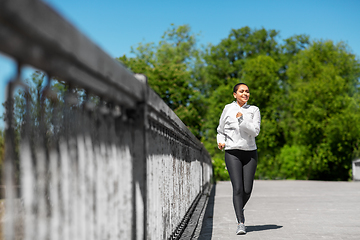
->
<box><xmin>193</xmin><ymin>180</ymin><xmax>360</xmax><ymax>240</ymax></box>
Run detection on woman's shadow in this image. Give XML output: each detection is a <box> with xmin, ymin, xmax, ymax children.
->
<box><xmin>246</xmin><ymin>224</ymin><xmax>283</xmax><ymax>232</ymax></box>
<box><xmin>196</xmin><ymin>184</ymin><xmax>282</xmax><ymax>239</ymax></box>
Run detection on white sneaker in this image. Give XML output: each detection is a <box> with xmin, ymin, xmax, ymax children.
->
<box><xmin>236</xmin><ymin>223</ymin><xmax>246</xmax><ymax>235</ymax></box>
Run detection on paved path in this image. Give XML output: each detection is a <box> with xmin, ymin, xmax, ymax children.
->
<box><xmin>194</xmin><ymin>180</ymin><xmax>360</xmax><ymax>240</ymax></box>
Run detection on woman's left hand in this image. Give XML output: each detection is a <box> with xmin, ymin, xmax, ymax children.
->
<box><xmin>236</xmin><ymin>112</ymin><xmax>242</xmax><ymax>118</ymax></box>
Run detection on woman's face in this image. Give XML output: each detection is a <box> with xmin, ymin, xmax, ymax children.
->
<box><xmin>233</xmin><ymin>84</ymin><xmax>250</xmax><ymax>106</ymax></box>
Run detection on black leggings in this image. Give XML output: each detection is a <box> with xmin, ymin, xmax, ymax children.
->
<box><xmin>225</xmin><ymin>149</ymin><xmax>257</xmax><ymax>223</ymax></box>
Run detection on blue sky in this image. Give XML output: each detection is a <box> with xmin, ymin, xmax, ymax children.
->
<box><xmin>1</xmin><ymin>0</ymin><xmax>360</xmax><ymax>128</ymax></box>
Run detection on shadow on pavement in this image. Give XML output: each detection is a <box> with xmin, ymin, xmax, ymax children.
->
<box><xmin>246</xmin><ymin>224</ymin><xmax>283</xmax><ymax>232</ymax></box>
<box><xmin>197</xmin><ymin>184</ymin><xmax>216</xmax><ymax>239</ymax></box>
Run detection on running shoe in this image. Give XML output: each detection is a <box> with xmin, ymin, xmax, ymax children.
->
<box><xmin>236</xmin><ymin>223</ymin><xmax>246</xmax><ymax>235</ymax></box>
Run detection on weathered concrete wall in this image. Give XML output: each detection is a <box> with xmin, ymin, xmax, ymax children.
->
<box><xmin>146</xmin><ymin>90</ymin><xmax>212</xmax><ymax>239</ymax></box>
<box><xmin>0</xmin><ymin>0</ymin><xmax>212</xmax><ymax>239</ymax></box>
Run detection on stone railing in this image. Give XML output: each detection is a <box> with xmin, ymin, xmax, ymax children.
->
<box><xmin>0</xmin><ymin>0</ymin><xmax>213</xmax><ymax>239</ymax></box>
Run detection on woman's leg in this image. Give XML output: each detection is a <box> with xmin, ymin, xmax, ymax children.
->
<box><xmin>225</xmin><ymin>150</ymin><xmax>258</xmax><ymax>223</ymax></box>
<box><xmin>242</xmin><ymin>150</ymin><xmax>258</xmax><ymax>208</ymax></box>
<box><xmin>225</xmin><ymin>150</ymin><xmax>244</xmax><ymax>223</ymax></box>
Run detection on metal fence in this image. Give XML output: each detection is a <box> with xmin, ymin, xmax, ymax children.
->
<box><xmin>0</xmin><ymin>0</ymin><xmax>213</xmax><ymax>239</ymax></box>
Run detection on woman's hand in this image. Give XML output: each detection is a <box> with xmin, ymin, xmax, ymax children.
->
<box><xmin>218</xmin><ymin>143</ymin><xmax>225</xmax><ymax>150</ymax></box>
<box><xmin>236</xmin><ymin>112</ymin><xmax>242</xmax><ymax>118</ymax></box>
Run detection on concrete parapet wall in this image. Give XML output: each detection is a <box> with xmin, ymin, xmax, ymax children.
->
<box><xmin>0</xmin><ymin>0</ymin><xmax>212</xmax><ymax>239</ymax></box>
<box><xmin>146</xmin><ymin>90</ymin><xmax>212</xmax><ymax>239</ymax></box>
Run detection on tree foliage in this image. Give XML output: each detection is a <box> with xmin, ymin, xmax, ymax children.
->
<box><xmin>281</xmin><ymin>41</ymin><xmax>360</xmax><ymax>180</ymax></box>
<box><xmin>203</xmin><ymin>27</ymin><xmax>281</xmax><ymax>95</ymax></box>
<box><xmin>118</xmin><ymin>25</ymin><xmax>360</xmax><ymax>181</ymax></box>
<box><xmin>117</xmin><ymin>24</ymin><xmax>205</xmax><ymax>138</ymax></box>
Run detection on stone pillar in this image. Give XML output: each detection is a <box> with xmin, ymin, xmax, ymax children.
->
<box><xmin>352</xmin><ymin>159</ymin><xmax>360</xmax><ymax>181</ymax></box>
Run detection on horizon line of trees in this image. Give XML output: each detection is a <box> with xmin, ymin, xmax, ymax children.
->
<box><xmin>1</xmin><ymin>24</ymin><xmax>359</xmax><ymax>181</ymax></box>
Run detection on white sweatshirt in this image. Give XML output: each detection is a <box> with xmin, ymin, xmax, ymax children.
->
<box><xmin>217</xmin><ymin>101</ymin><xmax>261</xmax><ymax>151</ymax></box>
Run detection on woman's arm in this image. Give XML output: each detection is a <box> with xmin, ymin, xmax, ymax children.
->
<box><xmin>216</xmin><ymin>106</ymin><xmax>228</xmax><ymax>146</ymax></box>
<box><xmin>240</xmin><ymin>107</ymin><xmax>261</xmax><ymax>137</ymax></box>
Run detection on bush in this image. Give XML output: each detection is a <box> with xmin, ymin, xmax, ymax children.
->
<box><xmin>276</xmin><ymin>145</ymin><xmax>311</xmax><ymax>180</ymax></box>
<box><xmin>212</xmin><ymin>156</ymin><xmax>230</xmax><ymax>181</ymax></box>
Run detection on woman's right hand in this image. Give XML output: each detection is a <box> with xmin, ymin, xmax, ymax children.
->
<box><xmin>218</xmin><ymin>143</ymin><xmax>225</xmax><ymax>150</ymax></box>
<box><xmin>236</xmin><ymin>112</ymin><xmax>243</xmax><ymax>118</ymax></box>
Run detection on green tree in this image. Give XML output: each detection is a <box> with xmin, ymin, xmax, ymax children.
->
<box><xmin>117</xmin><ymin>24</ymin><xmax>205</xmax><ymax>138</ymax></box>
<box><xmin>284</xmin><ymin>40</ymin><xmax>360</xmax><ymax>180</ymax></box>
<box><xmin>203</xmin><ymin>27</ymin><xmax>281</xmax><ymax>96</ymax></box>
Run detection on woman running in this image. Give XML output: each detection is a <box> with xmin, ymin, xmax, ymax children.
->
<box><xmin>217</xmin><ymin>83</ymin><xmax>261</xmax><ymax>235</ymax></box>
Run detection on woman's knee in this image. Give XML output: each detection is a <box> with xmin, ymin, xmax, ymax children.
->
<box><xmin>233</xmin><ymin>187</ymin><xmax>244</xmax><ymax>196</ymax></box>
<box><xmin>243</xmin><ymin>190</ymin><xmax>251</xmax><ymax>198</ymax></box>
<box><xmin>243</xmin><ymin>187</ymin><xmax>253</xmax><ymax>196</ymax></box>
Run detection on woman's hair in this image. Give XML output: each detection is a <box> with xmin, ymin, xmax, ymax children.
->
<box><xmin>233</xmin><ymin>83</ymin><xmax>249</xmax><ymax>93</ymax></box>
